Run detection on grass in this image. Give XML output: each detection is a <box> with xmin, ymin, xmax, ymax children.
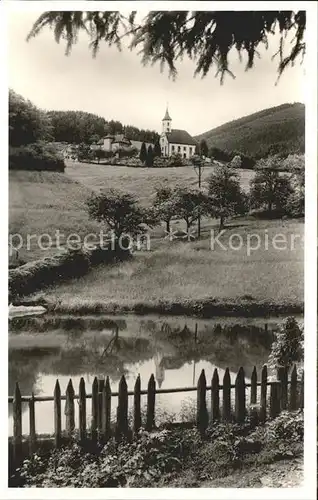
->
<box><xmin>10</xmin><ymin>163</ymin><xmax>303</xmax><ymax>314</ymax></box>
<box><xmin>9</xmin><ymin>170</ymin><xmax>100</xmax><ymax>262</ymax></box>
<box><xmin>33</xmin><ymin>216</ymin><xmax>303</xmax><ymax>315</ymax></box>
<box><xmin>66</xmin><ymin>161</ymin><xmax>255</xmax><ymax>205</ymax></box>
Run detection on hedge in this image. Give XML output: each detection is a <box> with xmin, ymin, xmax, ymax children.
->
<box><xmin>9</xmin><ymin>245</ymin><xmax>130</xmax><ymax>300</ymax></box>
<box><xmin>9</xmin><ymin>142</ymin><xmax>65</xmax><ymax>172</ymax></box>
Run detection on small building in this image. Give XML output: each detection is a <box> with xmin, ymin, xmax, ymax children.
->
<box><xmin>160</xmin><ymin>108</ymin><xmax>197</xmax><ymax>159</ymax></box>
<box><xmin>102</xmin><ymin>134</ymin><xmax>132</xmax><ymax>152</ymax></box>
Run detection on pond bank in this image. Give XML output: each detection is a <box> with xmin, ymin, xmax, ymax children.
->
<box><xmin>31</xmin><ymin>297</ymin><xmax>304</xmax><ymax>318</ymax></box>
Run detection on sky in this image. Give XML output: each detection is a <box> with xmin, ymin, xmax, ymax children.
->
<box><xmin>8</xmin><ymin>10</ymin><xmax>305</xmax><ymax>137</ymax></box>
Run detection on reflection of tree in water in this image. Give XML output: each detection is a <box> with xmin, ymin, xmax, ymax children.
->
<box><xmin>8</xmin><ymin>347</ymin><xmax>60</xmax><ymax>416</ymax></box>
<box><xmin>150</xmin><ymin>321</ymin><xmax>272</xmax><ymax>379</ymax></box>
<box><xmin>41</xmin><ymin>335</ymin><xmax>154</xmax><ymax>383</ymax></box>
<box><xmin>9</xmin><ymin>315</ymin><xmax>128</xmax><ymax>334</ymax></box>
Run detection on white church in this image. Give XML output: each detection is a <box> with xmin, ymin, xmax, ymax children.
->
<box><xmin>160</xmin><ymin>107</ymin><xmax>197</xmax><ymax>159</ymax></box>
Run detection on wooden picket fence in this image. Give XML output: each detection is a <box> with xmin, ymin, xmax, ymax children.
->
<box><xmin>9</xmin><ymin>364</ymin><xmax>304</xmax><ymax>463</ymax></box>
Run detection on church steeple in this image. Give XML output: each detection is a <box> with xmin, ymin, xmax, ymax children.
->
<box><xmin>162</xmin><ymin>107</ymin><xmax>171</xmax><ymax>121</ymax></box>
<box><xmin>162</xmin><ymin>106</ymin><xmax>172</xmax><ymax>134</ymax></box>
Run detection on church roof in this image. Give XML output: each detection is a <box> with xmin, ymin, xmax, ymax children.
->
<box><xmin>162</xmin><ymin>108</ymin><xmax>172</xmax><ymax>121</ymax></box>
<box><xmin>166</xmin><ymin>129</ymin><xmax>197</xmax><ymax>146</ymax></box>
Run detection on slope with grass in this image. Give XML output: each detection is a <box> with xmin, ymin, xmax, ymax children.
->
<box><xmin>9</xmin><ymin>170</ymin><xmax>100</xmax><ymax>262</ymax></box>
<box><xmin>66</xmin><ymin>162</ymin><xmax>255</xmax><ymax>205</ymax></box>
<box><xmin>195</xmin><ymin>103</ymin><xmax>305</xmax><ymax>158</ymax></box>
<box><xmin>34</xmin><ymin>217</ymin><xmax>304</xmax><ymax>315</ymax></box>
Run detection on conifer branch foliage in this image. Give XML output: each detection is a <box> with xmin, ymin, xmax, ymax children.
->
<box><xmin>27</xmin><ymin>11</ymin><xmax>306</xmax><ymax>82</ymax></box>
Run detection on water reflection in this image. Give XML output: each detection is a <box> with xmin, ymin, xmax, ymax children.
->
<box><xmin>8</xmin><ymin>313</ymin><xmax>291</xmax><ymax>435</ymax></box>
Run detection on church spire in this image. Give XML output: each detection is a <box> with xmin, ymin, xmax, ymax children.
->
<box><xmin>162</xmin><ymin>106</ymin><xmax>171</xmax><ymax>121</ymax></box>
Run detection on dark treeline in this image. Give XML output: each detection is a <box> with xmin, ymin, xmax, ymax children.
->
<box><xmin>47</xmin><ymin>110</ymin><xmax>159</xmax><ymax>145</ymax></box>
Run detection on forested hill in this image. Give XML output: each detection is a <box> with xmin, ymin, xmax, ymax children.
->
<box><xmin>195</xmin><ymin>103</ymin><xmax>305</xmax><ymax>159</ymax></box>
<box><xmin>46</xmin><ymin>110</ymin><xmax>159</xmax><ymax>145</ymax></box>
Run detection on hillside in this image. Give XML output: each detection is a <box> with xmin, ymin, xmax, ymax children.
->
<box><xmin>9</xmin><ymin>171</ymin><xmax>99</xmax><ymax>263</ymax></box>
<box><xmin>195</xmin><ymin>103</ymin><xmax>305</xmax><ymax>159</ymax></box>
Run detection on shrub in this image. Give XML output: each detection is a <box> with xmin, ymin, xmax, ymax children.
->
<box><xmin>86</xmin><ymin>189</ymin><xmax>154</xmax><ymax>244</ymax></box>
<box><xmin>268</xmin><ymin>316</ymin><xmax>304</xmax><ymax>371</ymax></box>
<box><xmin>207</xmin><ymin>166</ymin><xmax>249</xmax><ymax>229</ymax></box>
<box><xmin>118</xmin><ymin>147</ymin><xmax>138</xmax><ymax>159</ymax></box>
<box><xmin>250</xmin><ymin>156</ymin><xmax>293</xmax><ymax>215</ymax></box>
<box><xmin>16</xmin><ymin>428</ymin><xmax>202</xmax><ymax>488</ymax></box>
<box><xmin>9</xmin><ymin>142</ymin><xmax>65</xmax><ymax>172</ymax></box>
<box><xmin>9</xmin><ymin>244</ymin><xmax>129</xmax><ymax>300</ymax></box>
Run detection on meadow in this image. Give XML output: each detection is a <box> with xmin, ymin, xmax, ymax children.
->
<box><xmin>9</xmin><ymin>170</ymin><xmax>99</xmax><ymax>262</ymax></box>
<box><xmin>10</xmin><ymin>162</ymin><xmax>303</xmax><ymax>313</ymax></box>
<box><xmin>36</xmin><ymin>216</ymin><xmax>303</xmax><ymax>313</ymax></box>
<box><xmin>66</xmin><ymin>161</ymin><xmax>255</xmax><ymax>204</ymax></box>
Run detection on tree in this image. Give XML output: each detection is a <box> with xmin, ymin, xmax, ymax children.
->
<box><xmin>153</xmin><ymin>140</ymin><xmax>161</xmax><ymax>158</ymax></box>
<box><xmin>27</xmin><ymin>11</ymin><xmax>306</xmax><ymax>82</ymax></box>
<box><xmin>282</xmin><ymin>154</ymin><xmax>305</xmax><ymax>216</ymax></box>
<box><xmin>153</xmin><ymin>186</ymin><xmax>176</xmax><ymax>234</ymax></box>
<box><xmin>86</xmin><ymin>189</ymin><xmax>151</xmax><ymax>247</ymax></box>
<box><xmin>139</xmin><ymin>142</ymin><xmax>147</xmax><ymax>164</ymax></box>
<box><xmin>199</xmin><ymin>139</ymin><xmax>209</xmax><ymax>158</ymax></box>
<box><xmin>268</xmin><ymin>317</ymin><xmax>304</xmax><ymax>371</ymax></box>
<box><xmin>9</xmin><ymin>89</ymin><xmax>53</xmax><ymax>146</ymax></box>
<box><xmin>174</xmin><ymin>187</ymin><xmax>208</xmax><ymax>236</ymax></box>
<box><xmin>89</xmin><ymin>133</ymin><xmax>101</xmax><ymax>145</ymax></box>
<box><xmin>229</xmin><ymin>154</ymin><xmax>242</xmax><ymax>169</ymax></box>
<box><xmin>146</xmin><ymin>145</ymin><xmax>154</xmax><ymax>167</ymax></box>
<box><xmin>78</xmin><ymin>142</ymin><xmax>91</xmax><ymax>161</ymax></box>
<box><xmin>47</xmin><ymin>110</ymin><xmax>107</xmax><ymax>144</ymax></box>
<box><xmin>207</xmin><ymin>166</ymin><xmax>248</xmax><ymax>229</ymax></box>
<box><xmin>250</xmin><ymin>156</ymin><xmax>293</xmax><ymax>214</ymax></box>
<box><xmin>209</xmin><ymin>147</ymin><xmax>231</xmax><ymax>163</ymax></box>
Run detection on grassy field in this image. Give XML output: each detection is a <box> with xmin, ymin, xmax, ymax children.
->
<box><xmin>66</xmin><ymin>161</ymin><xmax>255</xmax><ymax>205</ymax></box>
<box><xmin>35</xmin><ymin>216</ymin><xmax>303</xmax><ymax>313</ymax></box>
<box><xmin>10</xmin><ymin>163</ymin><xmax>303</xmax><ymax>312</ymax></box>
<box><xmin>9</xmin><ymin>170</ymin><xmax>100</xmax><ymax>262</ymax></box>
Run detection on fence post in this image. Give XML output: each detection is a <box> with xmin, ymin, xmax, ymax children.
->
<box><xmin>277</xmin><ymin>366</ymin><xmax>288</xmax><ymax>410</ymax></box>
<box><xmin>259</xmin><ymin>365</ymin><xmax>267</xmax><ymax>422</ymax></box>
<box><xmin>91</xmin><ymin>377</ymin><xmax>98</xmax><ymax>444</ymax></box>
<box><xmin>116</xmin><ymin>375</ymin><xmax>129</xmax><ymax>439</ymax></box>
<box><xmin>197</xmin><ymin>369</ymin><xmax>208</xmax><ymax>437</ymax></box>
<box><xmin>146</xmin><ymin>374</ymin><xmax>156</xmax><ymax>431</ymax></box>
<box><xmin>98</xmin><ymin>379</ymin><xmax>105</xmax><ymax>436</ymax></box>
<box><xmin>134</xmin><ymin>374</ymin><xmax>141</xmax><ymax>435</ymax></box>
<box><xmin>13</xmin><ymin>382</ymin><xmax>22</xmax><ymax>463</ymax></box>
<box><xmin>289</xmin><ymin>365</ymin><xmax>297</xmax><ymax>411</ymax></box>
<box><xmin>235</xmin><ymin>367</ymin><xmax>246</xmax><ymax>423</ymax></box>
<box><xmin>65</xmin><ymin>379</ymin><xmax>75</xmax><ymax>438</ymax></box>
<box><xmin>101</xmin><ymin>376</ymin><xmax>112</xmax><ymax>442</ymax></box>
<box><xmin>211</xmin><ymin>368</ymin><xmax>220</xmax><ymax>422</ymax></box>
<box><xmin>29</xmin><ymin>392</ymin><xmax>36</xmax><ymax>455</ymax></box>
<box><xmin>250</xmin><ymin>366</ymin><xmax>257</xmax><ymax>405</ymax></box>
<box><xmin>222</xmin><ymin>368</ymin><xmax>231</xmax><ymax>421</ymax></box>
<box><xmin>54</xmin><ymin>380</ymin><xmax>61</xmax><ymax>448</ymax></box>
<box><xmin>270</xmin><ymin>382</ymin><xmax>280</xmax><ymax>418</ymax></box>
<box><xmin>79</xmin><ymin>377</ymin><xmax>86</xmax><ymax>442</ymax></box>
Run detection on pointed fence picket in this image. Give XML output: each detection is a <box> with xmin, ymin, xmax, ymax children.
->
<box><xmin>9</xmin><ymin>364</ymin><xmax>304</xmax><ymax>461</ymax></box>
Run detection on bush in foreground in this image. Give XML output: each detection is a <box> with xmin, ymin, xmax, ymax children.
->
<box><xmin>14</xmin><ymin>411</ymin><xmax>303</xmax><ymax>488</ymax></box>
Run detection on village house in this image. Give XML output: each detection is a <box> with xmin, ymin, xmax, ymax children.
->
<box><xmin>160</xmin><ymin>108</ymin><xmax>197</xmax><ymax>159</ymax></box>
<box><xmin>91</xmin><ymin>134</ymin><xmax>153</xmax><ymax>153</ymax></box>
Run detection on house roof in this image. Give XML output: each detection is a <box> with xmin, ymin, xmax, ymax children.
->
<box><xmin>162</xmin><ymin>108</ymin><xmax>172</xmax><ymax>121</ymax></box>
<box><xmin>104</xmin><ymin>134</ymin><xmax>131</xmax><ymax>144</ymax></box>
<box><xmin>166</xmin><ymin>129</ymin><xmax>197</xmax><ymax>146</ymax></box>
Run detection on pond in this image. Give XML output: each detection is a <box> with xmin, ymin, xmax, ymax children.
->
<box><xmin>8</xmin><ymin>313</ymin><xmax>301</xmax><ymax>436</ymax></box>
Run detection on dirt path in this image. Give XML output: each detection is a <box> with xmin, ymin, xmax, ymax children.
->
<box><xmin>200</xmin><ymin>458</ymin><xmax>303</xmax><ymax>488</ymax></box>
